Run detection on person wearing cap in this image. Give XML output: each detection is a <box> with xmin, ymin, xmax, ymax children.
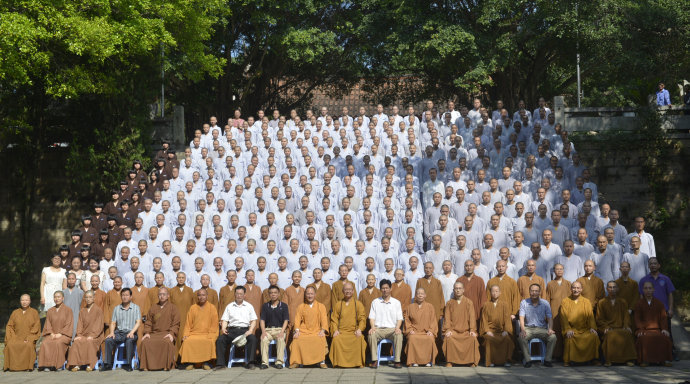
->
<box><xmin>126</xmin><ymin>169</ymin><xmax>139</xmax><ymax>193</ymax></box>
<box><xmin>118</xmin><ymin>180</ymin><xmax>132</xmax><ymax>203</ymax></box>
<box><xmin>156</xmin><ymin>141</ymin><xmax>170</xmax><ymax>161</ymax></box>
<box><xmin>215</xmin><ymin>285</ymin><xmax>259</xmax><ymax>370</ymax></box>
<box><xmin>179</xmin><ymin>288</ymin><xmax>218</xmax><ymax>370</ymax></box>
<box><xmin>154</xmin><ymin>158</ymin><xmax>169</xmax><ymax>181</ymax></box>
<box><xmin>79</xmin><ymin>215</ymin><xmax>98</xmax><ymax>246</ymax></box>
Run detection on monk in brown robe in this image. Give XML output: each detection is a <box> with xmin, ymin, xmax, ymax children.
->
<box><xmin>596</xmin><ymin>281</ymin><xmax>636</xmax><ymax>366</ymax></box>
<box><xmin>331</xmin><ymin>265</ymin><xmax>356</xmax><ymax>305</ymax></box>
<box><xmin>518</xmin><ymin>259</ymin><xmax>546</xmax><ymax>299</ymax></box>
<box><xmin>195</xmin><ymin>274</ymin><xmax>219</xmax><ymax>308</ymax></box>
<box><xmin>576</xmin><ymin>260</ymin><xmax>605</xmax><ymax>312</ymax></box>
<box><xmin>289</xmin><ymin>285</ymin><xmax>329</xmax><ymax>368</ymax></box>
<box><xmin>486</xmin><ymin>260</ymin><xmax>520</xmax><ymax>320</ymax></box>
<box><xmin>67</xmin><ymin>291</ymin><xmax>104</xmax><ymax>371</ymax></box>
<box><xmin>130</xmin><ymin>272</ymin><xmax>150</xmax><ymax>351</ymax></box>
<box><xmin>480</xmin><ymin>285</ymin><xmax>514</xmax><ymax>367</ymax></box>
<box><xmin>329</xmin><ymin>282</ymin><xmax>367</xmax><ymax>368</ymax></box>
<box><xmin>243</xmin><ymin>270</ymin><xmax>263</xmax><ymax>320</ymax></box>
<box><xmin>82</xmin><ymin>275</ymin><xmax>106</xmax><ymax>313</ymax></box>
<box><xmin>139</xmin><ymin>287</ymin><xmax>181</xmax><ymax>371</ymax></box>
<box><xmin>615</xmin><ymin>261</ymin><xmax>639</xmax><ymax>325</ymax></box>
<box><xmin>217</xmin><ymin>270</ymin><xmax>238</xmax><ymax>318</ymax></box>
<box><xmin>285</xmin><ymin>271</ymin><xmax>305</xmax><ymax>330</ymax></box>
<box><xmin>359</xmin><ymin>273</ymin><xmax>382</xmax><ymax>316</ymax></box>
<box><xmin>261</xmin><ymin>273</ymin><xmax>285</xmax><ymax>304</ymax></box>
<box><xmin>545</xmin><ymin>263</ymin><xmax>571</xmax><ymax>359</ymax></box>
<box><xmin>147</xmin><ymin>272</ymin><xmax>168</xmax><ymax>307</ymax></box>
<box><xmin>415</xmin><ymin>262</ymin><xmax>445</xmax><ymax>320</ymax></box>
<box><xmin>103</xmin><ymin>277</ymin><xmax>123</xmax><ymax>328</ymax></box>
<box><xmin>404</xmin><ymin>287</ymin><xmax>439</xmax><ymax>366</ymax></box>
<box><xmin>635</xmin><ymin>281</ymin><xmax>673</xmax><ymax>366</ymax></box>
<box><xmin>391</xmin><ymin>269</ymin><xmax>411</xmax><ymax>316</ymax></box>
<box><xmin>560</xmin><ymin>281</ymin><xmax>600</xmax><ymax>366</ymax></box>
<box><xmin>442</xmin><ymin>281</ymin><xmax>480</xmax><ymax>367</ymax></box>
<box><xmin>38</xmin><ymin>291</ymin><xmax>73</xmax><ymax>370</ymax></box>
<box><xmin>457</xmin><ymin>259</ymin><xmax>486</xmax><ymax>329</ymax></box>
<box><xmin>169</xmin><ymin>271</ymin><xmax>196</xmax><ymax>352</ymax></box>
<box><xmin>3</xmin><ymin>294</ymin><xmax>40</xmax><ymax>371</ymax></box>
<box><xmin>179</xmin><ymin>289</ymin><xmax>219</xmax><ymax>369</ymax></box>
<box><xmin>308</xmin><ymin>268</ymin><xmax>332</xmax><ymax>314</ymax></box>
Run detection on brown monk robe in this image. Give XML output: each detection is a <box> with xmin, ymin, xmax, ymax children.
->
<box><xmin>139</xmin><ymin>287</ymin><xmax>181</xmax><ymax>371</ymax></box>
<box><xmin>147</xmin><ymin>272</ymin><xmax>168</xmax><ymax>308</ymax></box>
<box><xmin>243</xmin><ymin>271</ymin><xmax>263</xmax><ymax>319</ymax></box>
<box><xmin>545</xmin><ymin>264</ymin><xmax>571</xmax><ymax>359</ymax></box>
<box><xmin>67</xmin><ymin>291</ymin><xmax>104</xmax><ymax>370</ymax></box>
<box><xmin>3</xmin><ymin>295</ymin><xmax>40</xmax><ymax>371</ymax></box>
<box><xmin>329</xmin><ymin>282</ymin><xmax>367</xmax><ymax>368</ymax></box>
<box><xmin>262</xmin><ymin>273</ymin><xmax>286</xmax><ymax>304</ymax></box>
<box><xmin>615</xmin><ymin>262</ymin><xmax>639</xmax><ymax>325</ymax></box>
<box><xmin>442</xmin><ymin>281</ymin><xmax>480</xmax><ymax>367</ymax></box>
<box><xmin>217</xmin><ymin>271</ymin><xmax>238</xmax><ymax>318</ymax></box>
<box><xmin>457</xmin><ymin>260</ymin><xmax>486</xmax><ymax>323</ymax></box>
<box><xmin>634</xmin><ymin>282</ymin><xmax>673</xmax><ymax>365</ymax></box>
<box><xmin>517</xmin><ymin>259</ymin><xmax>545</xmax><ymax>299</ymax></box>
<box><xmin>331</xmin><ymin>266</ymin><xmax>357</xmax><ymax>305</ymax></box>
<box><xmin>391</xmin><ymin>269</ymin><xmax>412</xmax><ymax>317</ymax></box>
<box><xmin>194</xmin><ymin>275</ymin><xmax>219</xmax><ymax>308</ymax></box>
<box><xmin>487</xmin><ymin>261</ymin><xmax>520</xmax><ymax>313</ymax></box>
<box><xmin>103</xmin><ymin>278</ymin><xmax>123</xmax><ymax>327</ymax></box>
<box><xmin>596</xmin><ymin>281</ymin><xmax>636</xmax><ymax>366</ymax></box>
<box><xmin>559</xmin><ymin>281</ymin><xmax>600</xmax><ymax>365</ymax></box>
<box><xmin>289</xmin><ymin>286</ymin><xmax>329</xmax><ymax>367</ymax></box>
<box><xmin>130</xmin><ymin>273</ymin><xmax>150</xmax><ymax>351</ymax></box>
<box><xmin>285</xmin><ymin>272</ymin><xmax>305</xmax><ymax>330</ymax></box>
<box><xmin>179</xmin><ymin>289</ymin><xmax>219</xmax><ymax>367</ymax></box>
<box><xmin>404</xmin><ymin>288</ymin><xmax>439</xmax><ymax>366</ymax></box>
<box><xmin>169</xmin><ymin>272</ymin><xmax>196</xmax><ymax>352</ymax></box>
<box><xmin>415</xmin><ymin>262</ymin><xmax>445</xmax><ymax>319</ymax></box>
<box><xmin>38</xmin><ymin>291</ymin><xmax>73</xmax><ymax>370</ymax></box>
<box><xmin>308</xmin><ymin>269</ymin><xmax>332</xmax><ymax>314</ymax></box>
<box><xmin>81</xmin><ymin>275</ymin><xmax>106</xmax><ymax>312</ymax></box>
<box><xmin>480</xmin><ymin>286</ymin><xmax>514</xmax><ymax>367</ymax></box>
<box><xmin>576</xmin><ymin>260</ymin><xmax>605</xmax><ymax>312</ymax></box>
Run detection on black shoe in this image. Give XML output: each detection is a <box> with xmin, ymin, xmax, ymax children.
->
<box><xmin>100</xmin><ymin>364</ymin><xmax>112</xmax><ymax>371</ymax></box>
<box><xmin>275</xmin><ymin>364</ymin><xmax>284</xmax><ymax>369</ymax></box>
<box><xmin>260</xmin><ymin>364</ymin><xmax>268</xmax><ymax>370</ymax></box>
<box><xmin>543</xmin><ymin>361</ymin><xmax>553</xmax><ymax>367</ymax></box>
<box><xmin>523</xmin><ymin>362</ymin><xmax>532</xmax><ymax>368</ymax></box>
<box><xmin>123</xmin><ymin>365</ymin><xmax>133</xmax><ymax>372</ymax></box>
<box><xmin>213</xmin><ymin>365</ymin><xmax>226</xmax><ymax>371</ymax></box>
<box><xmin>247</xmin><ymin>363</ymin><xmax>256</xmax><ymax>370</ymax></box>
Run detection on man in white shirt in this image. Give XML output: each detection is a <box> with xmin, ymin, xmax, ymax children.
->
<box><xmin>367</xmin><ymin>279</ymin><xmax>404</xmax><ymax>368</ymax></box>
<box><xmin>214</xmin><ymin>286</ymin><xmax>259</xmax><ymax>369</ymax></box>
<box><xmin>438</xmin><ymin>260</ymin><xmax>459</xmax><ymax>301</ymax></box>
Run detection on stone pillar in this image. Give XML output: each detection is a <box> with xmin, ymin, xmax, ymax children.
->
<box><xmin>172</xmin><ymin>105</ymin><xmax>185</xmax><ymax>148</ymax></box>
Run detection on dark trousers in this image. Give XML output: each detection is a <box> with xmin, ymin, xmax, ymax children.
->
<box><xmin>215</xmin><ymin>327</ymin><xmax>258</xmax><ymax>366</ymax></box>
<box><xmin>104</xmin><ymin>330</ymin><xmax>137</xmax><ymax>366</ymax></box>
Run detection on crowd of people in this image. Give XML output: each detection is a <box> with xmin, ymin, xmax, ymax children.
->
<box><xmin>3</xmin><ymin>99</ymin><xmax>677</xmax><ymax>372</ymax></box>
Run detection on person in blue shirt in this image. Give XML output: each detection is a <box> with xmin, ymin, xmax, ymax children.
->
<box><xmin>656</xmin><ymin>82</ymin><xmax>672</xmax><ymax>106</ymax></box>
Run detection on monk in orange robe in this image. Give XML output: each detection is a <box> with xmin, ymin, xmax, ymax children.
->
<box><xmin>67</xmin><ymin>290</ymin><xmax>104</xmax><ymax>371</ymax></box>
<box><xmin>480</xmin><ymin>285</ymin><xmax>514</xmax><ymax>367</ymax></box>
<box><xmin>545</xmin><ymin>263</ymin><xmax>571</xmax><ymax>359</ymax></box>
<box><xmin>169</xmin><ymin>272</ymin><xmax>196</xmax><ymax>352</ymax></box>
<box><xmin>3</xmin><ymin>294</ymin><xmax>40</xmax><ymax>371</ymax></box>
<box><xmin>308</xmin><ymin>268</ymin><xmax>332</xmax><ymax>314</ymax></box>
<box><xmin>179</xmin><ymin>289</ymin><xmax>219</xmax><ymax>369</ymax></box>
<box><xmin>596</xmin><ymin>281</ymin><xmax>636</xmax><ymax>366</ymax></box>
<box><xmin>289</xmin><ymin>286</ymin><xmax>329</xmax><ymax>368</ymax></box>
<box><xmin>38</xmin><ymin>291</ymin><xmax>73</xmax><ymax>370</ymax></box>
<box><xmin>635</xmin><ymin>281</ymin><xmax>673</xmax><ymax>366</ymax></box>
<box><xmin>576</xmin><ymin>260</ymin><xmax>605</xmax><ymax>312</ymax></box>
<box><xmin>391</xmin><ymin>269</ymin><xmax>411</xmax><ymax>317</ymax></box>
<box><xmin>404</xmin><ymin>287</ymin><xmax>438</xmax><ymax>366</ymax></box>
<box><xmin>442</xmin><ymin>281</ymin><xmax>480</xmax><ymax>367</ymax></box>
<box><xmin>560</xmin><ymin>281</ymin><xmax>600</xmax><ymax>366</ymax></box>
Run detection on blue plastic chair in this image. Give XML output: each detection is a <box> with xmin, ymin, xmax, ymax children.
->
<box><xmin>227</xmin><ymin>344</ymin><xmax>249</xmax><ymax>367</ymax></box>
<box><xmin>377</xmin><ymin>339</ymin><xmax>395</xmax><ymax>364</ymax></box>
<box><xmin>113</xmin><ymin>342</ymin><xmax>138</xmax><ymax>369</ymax></box>
<box><xmin>528</xmin><ymin>339</ymin><xmax>546</xmax><ymax>363</ymax></box>
<box><xmin>267</xmin><ymin>339</ymin><xmax>288</xmax><ymax>365</ymax></box>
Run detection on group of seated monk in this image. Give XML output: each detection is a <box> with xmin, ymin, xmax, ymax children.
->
<box><xmin>3</xmin><ymin>260</ymin><xmax>675</xmax><ymax>371</ymax></box>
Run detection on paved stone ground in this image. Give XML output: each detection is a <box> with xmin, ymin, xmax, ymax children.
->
<box><xmin>1</xmin><ymin>361</ymin><xmax>689</xmax><ymax>384</ymax></box>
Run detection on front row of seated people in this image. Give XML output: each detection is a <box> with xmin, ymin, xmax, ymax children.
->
<box><xmin>4</xmin><ymin>258</ymin><xmax>674</xmax><ymax>371</ymax></box>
